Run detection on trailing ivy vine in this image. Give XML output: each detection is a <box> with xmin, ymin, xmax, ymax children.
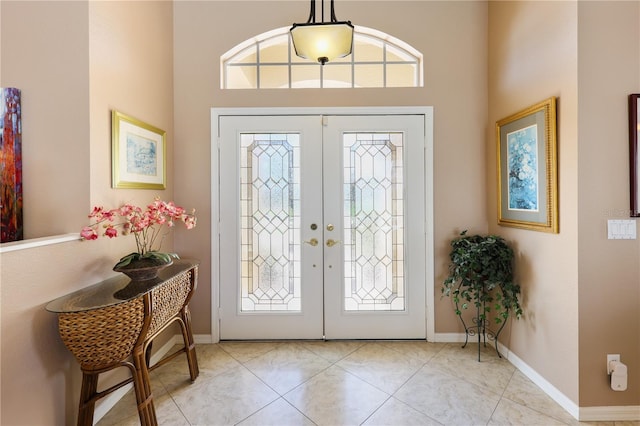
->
<box><xmin>442</xmin><ymin>230</ymin><xmax>523</xmax><ymax>324</ymax></box>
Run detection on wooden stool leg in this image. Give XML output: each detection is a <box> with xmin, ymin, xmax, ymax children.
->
<box><xmin>180</xmin><ymin>306</ymin><xmax>199</xmax><ymax>381</ymax></box>
<box><xmin>132</xmin><ymin>350</ymin><xmax>158</xmax><ymax>426</ymax></box>
<box><xmin>77</xmin><ymin>372</ymin><xmax>99</xmax><ymax>426</ymax></box>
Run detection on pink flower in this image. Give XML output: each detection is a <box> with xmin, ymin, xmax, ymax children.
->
<box><xmin>184</xmin><ymin>215</ymin><xmax>197</xmax><ymax>229</ymax></box>
<box><xmin>81</xmin><ymin>198</ymin><xmax>197</xmax><ymax>256</ymax></box>
<box><xmin>88</xmin><ymin>206</ymin><xmax>103</xmax><ymax>218</ymax></box>
<box><xmin>104</xmin><ymin>226</ymin><xmax>118</xmax><ymax>238</ymax></box>
<box><xmin>118</xmin><ymin>204</ymin><xmax>135</xmax><ymax>216</ymax></box>
<box><xmin>80</xmin><ymin>226</ymin><xmax>98</xmax><ymax>240</ymax></box>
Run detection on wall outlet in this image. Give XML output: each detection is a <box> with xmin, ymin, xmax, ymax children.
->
<box><xmin>607</xmin><ymin>354</ymin><xmax>620</xmax><ymax>374</ymax></box>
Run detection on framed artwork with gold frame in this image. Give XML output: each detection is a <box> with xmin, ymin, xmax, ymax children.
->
<box><xmin>496</xmin><ymin>97</ymin><xmax>558</xmax><ymax>233</ymax></box>
<box><xmin>629</xmin><ymin>94</ymin><xmax>640</xmax><ymax>217</ymax></box>
<box><xmin>112</xmin><ymin>110</ymin><xmax>166</xmax><ymax>189</ymax></box>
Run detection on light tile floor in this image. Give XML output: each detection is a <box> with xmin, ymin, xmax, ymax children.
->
<box><xmin>97</xmin><ymin>341</ymin><xmax>639</xmax><ymax>426</ymax></box>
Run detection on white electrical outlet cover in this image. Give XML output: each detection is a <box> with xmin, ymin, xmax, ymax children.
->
<box><xmin>607</xmin><ymin>354</ymin><xmax>620</xmax><ymax>373</ymax></box>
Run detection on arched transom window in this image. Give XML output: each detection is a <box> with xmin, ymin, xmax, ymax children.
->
<box><xmin>221</xmin><ymin>26</ymin><xmax>423</xmax><ymax>89</ymax></box>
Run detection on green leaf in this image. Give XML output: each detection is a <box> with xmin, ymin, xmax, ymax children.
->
<box><xmin>441</xmin><ymin>230</ymin><xmax>522</xmax><ymax>324</ymax></box>
<box><xmin>113</xmin><ymin>252</ymin><xmax>141</xmax><ymax>269</ymax></box>
<box><xmin>142</xmin><ymin>251</ymin><xmax>180</xmax><ymax>264</ymax></box>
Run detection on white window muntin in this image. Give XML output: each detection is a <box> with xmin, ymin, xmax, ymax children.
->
<box><xmin>221</xmin><ymin>26</ymin><xmax>423</xmax><ymax>89</ymax></box>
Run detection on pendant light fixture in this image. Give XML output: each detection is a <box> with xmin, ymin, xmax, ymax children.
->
<box><xmin>290</xmin><ymin>0</ymin><xmax>354</xmax><ymax>65</ymax></box>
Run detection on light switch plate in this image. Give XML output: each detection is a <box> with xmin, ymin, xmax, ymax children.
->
<box><xmin>607</xmin><ymin>220</ymin><xmax>637</xmax><ymax>239</ymax></box>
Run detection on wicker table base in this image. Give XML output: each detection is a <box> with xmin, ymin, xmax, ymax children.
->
<box><xmin>47</xmin><ymin>259</ymin><xmax>200</xmax><ymax>426</ymax></box>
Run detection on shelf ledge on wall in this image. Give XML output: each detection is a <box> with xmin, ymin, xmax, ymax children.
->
<box><xmin>0</xmin><ymin>233</ymin><xmax>81</xmax><ymax>253</ymax></box>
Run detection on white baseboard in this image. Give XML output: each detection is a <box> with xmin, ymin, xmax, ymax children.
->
<box><xmin>434</xmin><ymin>333</ymin><xmax>640</xmax><ymax>422</ymax></box>
<box><xmin>432</xmin><ymin>332</ymin><xmax>466</xmax><ymax>343</ymax></box>
<box><xmin>94</xmin><ymin>332</ymin><xmax>639</xmax><ymax>423</ymax></box>
<box><xmin>578</xmin><ymin>405</ymin><xmax>640</xmax><ymax>421</ymax></box>
<box><xmin>504</xmin><ymin>345</ymin><xmax>581</xmax><ymax>420</ymax></box>
<box><xmin>194</xmin><ymin>334</ymin><xmax>214</xmax><ymax>344</ymax></box>
<box><xmin>92</xmin><ymin>383</ymin><xmax>134</xmax><ymax>425</ymax></box>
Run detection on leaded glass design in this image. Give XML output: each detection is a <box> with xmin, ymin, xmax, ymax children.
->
<box><xmin>343</xmin><ymin>132</ymin><xmax>405</xmax><ymax>311</ymax></box>
<box><xmin>240</xmin><ymin>133</ymin><xmax>301</xmax><ymax>312</ymax></box>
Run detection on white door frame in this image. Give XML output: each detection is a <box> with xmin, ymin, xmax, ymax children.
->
<box><xmin>211</xmin><ymin>106</ymin><xmax>434</xmax><ymax>342</ymax></box>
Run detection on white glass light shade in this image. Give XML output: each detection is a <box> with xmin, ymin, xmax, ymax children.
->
<box><xmin>290</xmin><ymin>22</ymin><xmax>354</xmax><ymax>64</ymax></box>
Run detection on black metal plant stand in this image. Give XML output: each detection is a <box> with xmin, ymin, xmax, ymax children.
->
<box><xmin>455</xmin><ymin>294</ymin><xmax>508</xmax><ymax>362</ymax></box>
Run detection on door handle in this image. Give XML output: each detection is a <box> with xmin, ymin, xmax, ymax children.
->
<box><xmin>326</xmin><ymin>239</ymin><xmax>342</xmax><ymax>247</ymax></box>
<box><xmin>304</xmin><ymin>238</ymin><xmax>319</xmax><ymax>247</ymax></box>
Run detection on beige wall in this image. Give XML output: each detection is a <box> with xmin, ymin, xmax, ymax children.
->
<box><xmin>89</xmin><ymin>0</ymin><xmax>175</xmax><ymax>209</ymax></box>
<box><xmin>1</xmin><ymin>243</ymin><xmax>109</xmax><ymax>425</ymax></box>
<box><xmin>173</xmin><ymin>0</ymin><xmax>490</xmax><ymax>335</ymax></box>
<box><xmin>1</xmin><ymin>1</ymin><xmax>175</xmax><ymax>424</ymax></box>
<box><xmin>489</xmin><ymin>0</ymin><xmax>640</xmax><ymax>409</ymax></box>
<box><xmin>488</xmin><ymin>1</ymin><xmax>580</xmax><ymax>402</ymax></box>
<box><xmin>0</xmin><ymin>1</ymin><xmax>90</xmax><ymax>239</ymax></box>
<box><xmin>1</xmin><ymin>1</ymin><xmax>638</xmax><ymax>424</ymax></box>
<box><xmin>577</xmin><ymin>1</ymin><xmax>640</xmax><ymax>407</ymax></box>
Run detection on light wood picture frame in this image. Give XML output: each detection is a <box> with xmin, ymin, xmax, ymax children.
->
<box><xmin>112</xmin><ymin>110</ymin><xmax>166</xmax><ymax>190</ymax></box>
<box><xmin>497</xmin><ymin>97</ymin><xmax>558</xmax><ymax>233</ymax></box>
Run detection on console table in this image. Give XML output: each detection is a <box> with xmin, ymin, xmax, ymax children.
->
<box><xmin>46</xmin><ymin>258</ymin><xmax>200</xmax><ymax>426</ymax></box>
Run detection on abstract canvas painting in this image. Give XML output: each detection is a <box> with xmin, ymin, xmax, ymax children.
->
<box><xmin>1</xmin><ymin>87</ymin><xmax>23</xmax><ymax>242</ymax></box>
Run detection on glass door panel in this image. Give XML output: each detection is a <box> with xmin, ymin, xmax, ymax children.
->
<box><xmin>240</xmin><ymin>133</ymin><xmax>302</xmax><ymax>312</ymax></box>
<box><xmin>219</xmin><ymin>113</ymin><xmax>426</xmax><ymax>340</ymax></box>
<box><xmin>323</xmin><ymin>115</ymin><xmax>425</xmax><ymax>339</ymax></box>
<box><xmin>343</xmin><ymin>132</ymin><xmax>405</xmax><ymax>312</ymax></box>
<box><xmin>219</xmin><ymin>116</ymin><xmax>323</xmax><ymax>339</ymax></box>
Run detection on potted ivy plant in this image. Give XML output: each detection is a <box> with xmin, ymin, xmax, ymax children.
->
<box><xmin>442</xmin><ymin>230</ymin><xmax>523</xmax><ymax>360</ymax></box>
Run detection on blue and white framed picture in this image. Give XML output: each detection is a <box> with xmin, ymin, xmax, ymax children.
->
<box><xmin>497</xmin><ymin>97</ymin><xmax>558</xmax><ymax>233</ymax></box>
<box><xmin>112</xmin><ymin>110</ymin><xmax>166</xmax><ymax>189</ymax></box>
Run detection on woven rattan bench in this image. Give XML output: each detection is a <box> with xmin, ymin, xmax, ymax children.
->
<box><xmin>46</xmin><ymin>259</ymin><xmax>200</xmax><ymax>426</ymax></box>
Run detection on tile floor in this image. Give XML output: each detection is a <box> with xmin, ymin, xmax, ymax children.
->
<box><xmin>97</xmin><ymin>341</ymin><xmax>638</xmax><ymax>426</ymax></box>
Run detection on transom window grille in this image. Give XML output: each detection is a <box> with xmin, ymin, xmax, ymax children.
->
<box><xmin>222</xmin><ymin>26</ymin><xmax>423</xmax><ymax>89</ymax></box>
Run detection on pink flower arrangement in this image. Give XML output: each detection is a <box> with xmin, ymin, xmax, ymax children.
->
<box><xmin>81</xmin><ymin>197</ymin><xmax>196</xmax><ymax>268</ymax></box>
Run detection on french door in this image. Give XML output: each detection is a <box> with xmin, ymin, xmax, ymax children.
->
<box><xmin>218</xmin><ymin>112</ymin><xmax>428</xmax><ymax>340</ymax></box>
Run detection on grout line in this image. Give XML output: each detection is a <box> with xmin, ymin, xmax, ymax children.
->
<box><xmin>100</xmin><ymin>341</ymin><xmax>581</xmax><ymax>426</ymax></box>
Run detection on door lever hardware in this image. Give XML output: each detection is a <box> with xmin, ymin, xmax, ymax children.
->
<box><xmin>304</xmin><ymin>238</ymin><xmax>319</xmax><ymax>247</ymax></box>
<box><xmin>326</xmin><ymin>239</ymin><xmax>342</xmax><ymax>247</ymax></box>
